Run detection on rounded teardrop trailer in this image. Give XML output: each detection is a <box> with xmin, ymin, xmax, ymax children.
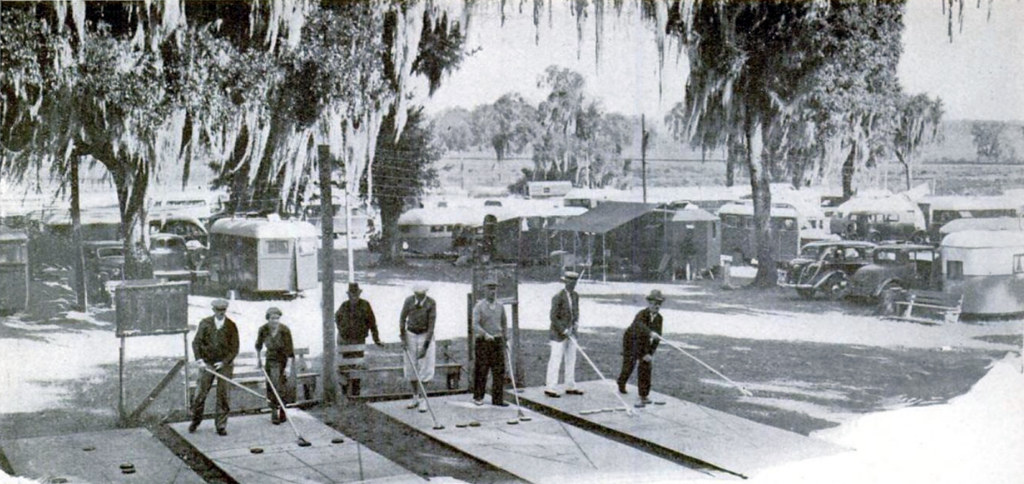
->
<box><xmin>940</xmin><ymin>230</ymin><xmax>1024</xmax><ymax>317</ymax></box>
<box><xmin>208</xmin><ymin>218</ymin><xmax>318</xmax><ymax>296</ymax></box>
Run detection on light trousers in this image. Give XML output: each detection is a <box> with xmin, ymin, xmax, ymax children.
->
<box><xmin>545</xmin><ymin>338</ymin><xmax>578</xmax><ymax>392</ymax></box>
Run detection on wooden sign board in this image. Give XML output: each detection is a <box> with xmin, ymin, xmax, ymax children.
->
<box><xmin>471</xmin><ymin>264</ymin><xmax>518</xmax><ymax>304</ymax></box>
<box><xmin>114</xmin><ymin>279</ymin><xmax>190</xmax><ymax>337</ymax></box>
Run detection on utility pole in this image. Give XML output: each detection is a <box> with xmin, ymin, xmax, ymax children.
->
<box><xmin>641</xmin><ymin>114</ymin><xmax>650</xmax><ymax>203</ymax></box>
<box><xmin>317</xmin><ymin>145</ymin><xmax>337</xmax><ymax>405</ymax></box>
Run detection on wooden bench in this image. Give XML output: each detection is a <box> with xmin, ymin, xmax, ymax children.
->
<box><xmin>890</xmin><ymin>290</ymin><xmax>963</xmax><ymax>325</ymax></box>
<box><xmin>338</xmin><ymin>341</ymin><xmax>464</xmax><ymax>398</ymax></box>
<box><xmin>339</xmin><ymin>363</ymin><xmax>464</xmax><ymax>397</ymax></box>
<box><xmin>188</xmin><ymin>347</ymin><xmax>320</xmax><ymax>406</ymax></box>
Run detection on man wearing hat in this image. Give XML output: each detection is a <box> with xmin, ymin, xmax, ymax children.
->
<box><xmin>399</xmin><ymin>283</ymin><xmax>437</xmax><ymax>411</ymax></box>
<box><xmin>545</xmin><ymin>270</ymin><xmax>583</xmax><ymax>398</ymax></box>
<box><xmin>335</xmin><ymin>282</ymin><xmax>381</xmax><ymax>396</ymax></box>
<box><xmin>471</xmin><ymin>277</ymin><xmax>509</xmax><ymax>406</ymax></box>
<box><xmin>189</xmin><ymin>298</ymin><xmax>239</xmax><ymax>435</ymax></box>
<box><xmin>256</xmin><ymin>306</ymin><xmax>294</xmax><ymax>424</ymax></box>
<box><xmin>617</xmin><ymin>289</ymin><xmax>665</xmax><ymax>407</ymax></box>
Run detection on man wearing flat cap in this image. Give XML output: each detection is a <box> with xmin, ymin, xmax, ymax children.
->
<box><xmin>617</xmin><ymin>289</ymin><xmax>665</xmax><ymax>407</ymax></box>
<box><xmin>471</xmin><ymin>277</ymin><xmax>509</xmax><ymax>406</ymax></box>
<box><xmin>399</xmin><ymin>284</ymin><xmax>436</xmax><ymax>411</ymax></box>
<box><xmin>335</xmin><ymin>282</ymin><xmax>381</xmax><ymax>396</ymax></box>
<box><xmin>545</xmin><ymin>271</ymin><xmax>583</xmax><ymax>398</ymax></box>
<box><xmin>256</xmin><ymin>306</ymin><xmax>294</xmax><ymax>424</ymax></box>
<box><xmin>189</xmin><ymin>298</ymin><xmax>239</xmax><ymax>435</ymax></box>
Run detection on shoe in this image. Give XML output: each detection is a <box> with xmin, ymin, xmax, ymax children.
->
<box><xmin>278</xmin><ymin>411</ymin><xmax>287</xmax><ymax>422</ymax></box>
<box><xmin>407</xmin><ymin>400</ymin><xmax>421</xmax><ymax>410</ymax></box>
<box><xmin>216</xmin><ymin>429</ymin><xmax>227</xmax><ymax>436</ymax></box>
<box><xmin>617</xmin><ymin>383</ymin><xmax>628</xmax><ymax>394</ymax></box>
<box><xmin>473</xmin><ymin>399</ymin><xmax>484</xmax><ymax>406</ymax></box>
<box><xmin>418</xmin><ymin>402</ymin><xmax>428</xmax><ymax>413</ymax></box>
<box><xmin>634</xmin><ymin>401</ymin><xmax>647</xmax><ymax>408</ymax></box>
<box><xmin>640</xmin><ymin>396</ymin><xmax>652</xmax><ymax>405</ymax></box>
<box><xmin>271</xmin><ymin>415</ymin><xmax>281</xmax><ymax>425</ymax></box>
<box><xmin>543</xmin><ymin>390</ymin><xmax>561</xmax><ymax>398</ymax></box>
<box><xmin>187</xmin><ymin>422</ymin><xmax>198</xmax><ymax>433</ymax></box>
<box><xmin>493</xmin><ymin>402</ymin><xmax>510</xmax><ymax>407</ymax></box>
<box><xmin>565</xmin><ymin>389</ymin><xmax>584</xmax><ymax>396</ymax></box>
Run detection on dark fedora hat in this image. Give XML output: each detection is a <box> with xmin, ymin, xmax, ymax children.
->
<box><xmin>645</xmin><ymin>289</ymin><xmax>665</xmax><ymax>303</ymax></box>
<box><xmin>347</xmin><ymin>282</ymin><xmax>361</xmax><ymax>295</ymax></box>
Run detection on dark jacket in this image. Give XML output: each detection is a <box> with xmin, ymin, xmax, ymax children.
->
<box><xmin>255</xmin><ymin>323</ymin><xmax>294</xmax><ymax>363</ymax></box>
<box><xmin>335</xmin><ymin>298</ymin><xmax>380</xmax><ymax>344</ymax></box>
<box><xmin>193</xmin><ymin>316</ymin><xmax>239</xmax><ymax>366</ymax></box>
<box><xmin>549</xmin><ymin>289</ymin><xmax>579</xmax><ymax>342</ymax></box>
<box><xmin>399</xmin><ymin>295</ymin><xmax>436</xmax><ymax>338</ymax></box>
<box><xmin>622</xmin><ymin>308</ymin><xmax>662</xmax><ymax>357</ymax></box>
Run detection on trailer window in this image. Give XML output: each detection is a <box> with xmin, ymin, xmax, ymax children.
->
<box><xmin>946</xmin><ymin>260</ymin><xmax>964</xmax><ymax>280</ymax></box>
<box><xmin>0</xmin><ymin>244</ymin><xmax>26</xmax><ymax>263</ymax></box>
<box><xmin>1014</xmin><ymin>254</ymin><xmax>1024</xmax><ymax>274</ymax></box>
<box><xmin>265</xmin><ymin>240</ymin><xmax>289</xmax><ymax>254</ymax></box>
<box><xmin>430</xmin><ymin>225</ymin><xmax>444</xmax><ymax>233</ymax></box>
<box><xmin>885</xmin><ymin>213</ymin><xmax>900</xmax><ymax>222</ymax></box>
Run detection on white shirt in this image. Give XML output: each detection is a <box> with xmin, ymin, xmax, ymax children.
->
<box><xmin>214</xmin><ymin>316</ymin><xmax>225</xmax><ymax>331</ymax></box>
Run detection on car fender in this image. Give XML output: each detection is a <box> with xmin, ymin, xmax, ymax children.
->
<box><xmin>873</xmin><ymin>278</ymin><xmax>903</xmax><ymax>297</ymax></box>
<box><xmin>812</xmin><ymin>270</ymin><xmax>846</xmax><ymax>289</ymax></box>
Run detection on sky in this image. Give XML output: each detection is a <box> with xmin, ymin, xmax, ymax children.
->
<box><xmin>423</xmin><ymin>0</ymin><xmax>1024</xmax><ymax>123</ymax></box>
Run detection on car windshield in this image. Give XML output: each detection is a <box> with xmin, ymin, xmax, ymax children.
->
<box><xmin>800</xmin><ymin>245</ymin><xmax>824</xmax><ymax>258</ymax></box>
<box><xmin>873</xmin><ymin>250</ymin><xmax>900</xmax><ymax>264</ymax></box>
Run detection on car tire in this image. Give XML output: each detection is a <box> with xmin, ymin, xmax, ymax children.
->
<box><xmin>825</xmin><ymin>273</ymin><xmax>850</xmax><ymax>301</ymax></box>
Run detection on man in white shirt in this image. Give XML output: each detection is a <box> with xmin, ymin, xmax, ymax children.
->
<box><xmin>545</xmin><ymin>271</ymin><xmax>583</xmax><ymax>397</ymax></box>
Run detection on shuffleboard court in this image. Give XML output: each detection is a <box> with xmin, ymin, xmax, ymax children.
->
<box><xmin>370</xmin><ymin>394</ymin><xmax>723</xmax><ymax>483</ymax></box>
<box><xmin>169</xmin><ymin>409</ymin><xmax>423</xmax><ymax>483</ymax></box>
<box><xmin>2</xmin><ymin>428</ymin><xmax>203</xmax><ymax>484</ymax></box>
<box><xmin>516</xmin><ymin>380</ymin><xmax>848</xmax><ymax>478</ymax></box>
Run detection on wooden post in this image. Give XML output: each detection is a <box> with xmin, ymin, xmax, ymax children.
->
<box><xmin>118</xmin><ymin>335</ymin><xmax>126</xmax><ymax>425</ymax></box>
<box><xmin>318</xmin><ymin>145</ymin><xmax>337</xmax><ymax>405</ymax></box>
<box><xmin>183</xmin><ymin>332</ymin><xmax>191</xmax><ymax>411</ymax></box>
<box><xmin>466</xmin><ymin>293</ymin><xmax>475</xmax><ymax>369</ymax></box>
<box><xmin>641</xmin><ymin>114</ymin><xmax>648</xmax><ymax>204</ymax></box>
<box><xmin>512</xmin><ymin>302</ymin><xmax>522</xmax><ymax>386</ymax></box>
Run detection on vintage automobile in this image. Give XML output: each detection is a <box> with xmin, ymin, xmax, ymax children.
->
<box><xmin>83</xmin><ymin>240</ymin><xmax>125</xmax><ymax>303</ymax></box>
<box><xmin>848</xmin><ymin>243</ymin><xmax>942</xmax><ymax>312</ymax></box>
<box><xmin>149</xmin><ymin>233</ymin><xmax>193</xmax><ymax>281</ymax></box>
<box><xmin>778</xmin><ymin>240</ymin><xmax>876</xmax><ymax>300</ymax></box>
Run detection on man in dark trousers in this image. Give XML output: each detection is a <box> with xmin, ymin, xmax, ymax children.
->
<box><xmin>545</xmin><ymin>270</ymin><xmax>582</xmax><ymax>398</ymax></box>
<box><xmin>617</xmin><ymin>289</ymin><xmax>665</xmax><ymax>407</ymax></box>
<box><xmin>471</xmin><ymin>278</ymin><xmax>508</xmax><ymax>406</ymax></box>
<box><xmin>399</xmin><ymin>284</ymin><xmax>436</xmax><ymax>412</ymax></box>
<box><xmin>189</xmin><ymin>298</ymin><xmax>240</xmax><ymax>435</ymax></box>
<box><xmin>256</xmin><ymin>306</ymin><xmax>294</xmax><ymax>424</ymax></box>
<box><xmin>335</xmin><ymin>282</ymin><xmax>381</xmax><ymax>396</ymax></box>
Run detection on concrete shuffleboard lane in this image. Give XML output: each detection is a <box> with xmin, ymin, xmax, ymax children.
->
<box><xmin>169</xmin><ymin>409</ymin><xmax>424</xmax><ymax>483</ymax></box>
<box><xmin>2</xmin><ymin>428</ymin><xmax>204</xmax><ymax>484</ymax></box>
<box><xmin>370</xmin><ymin>395</ymin><xmax>723</xmax><ymax>483</ymax></box>
<box><xmin>516</xmin><ymin>381</ymin><xmax>848</xmax><ymax>478</ymax></box>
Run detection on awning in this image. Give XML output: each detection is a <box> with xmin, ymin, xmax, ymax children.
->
<box><xmin>547</xmin><ymin>201</ymin><xmax>661</xmax><ymax>234</ymax></box>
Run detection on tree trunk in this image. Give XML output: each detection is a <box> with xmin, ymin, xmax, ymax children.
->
<box><xmin>118</xmin><ymin>162</ymin><xmax>153</xmax><ymax>280</ymax></box>
<box><xmin>70</xmin><ymin>156</ymin><xmax>87</xmax><ymax>310</ymax></box>
<box><xmin>726</xmin><ymin>139</ymin><xmax>742</xmax><ymax>187</ymax></box>
<box><xmin>746</xmin><ymin>118</ymin><xmax>776</xmax><ymax>287</ymax></box>
<box><xmin>377</xmin><ymin>203</ymin><xmax>404</xmax><ymax>265</ymax></box>
<box><xmin>895</xmin><ymin>152</ymin><xmax>912</xmax><ymax>191</ymax></box>
<box><xmin>841</xmin><ymin>144</ymin><xmax>857</xmax><ymax>199</ymax></box>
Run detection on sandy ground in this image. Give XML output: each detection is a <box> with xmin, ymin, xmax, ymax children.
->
<box><xmin>1</xmin><ymin>261</ymin><xmax>1022</xmax><ymax>483</ymax></box>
